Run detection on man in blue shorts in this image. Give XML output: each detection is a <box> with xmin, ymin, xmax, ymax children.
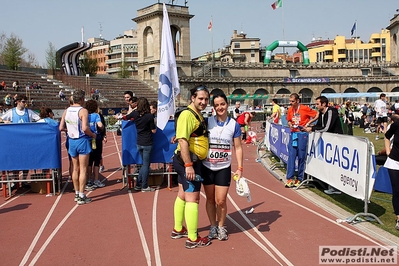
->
<box><xmin>59</xmin><ymin>89</ymin><xmax>97</xmax><ymax>205</ymax></box>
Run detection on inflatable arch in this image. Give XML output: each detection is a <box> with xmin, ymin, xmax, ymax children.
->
<box><xmin>264</xmin><ymin>40</ymin><xmax>310</xmax><ymax>65</ymax></box>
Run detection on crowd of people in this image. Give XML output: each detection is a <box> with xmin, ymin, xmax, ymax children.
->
<box><xmin>1</xmin><ymin>83</ymin><xmax>399</xmax><ymax>245</ymax></box>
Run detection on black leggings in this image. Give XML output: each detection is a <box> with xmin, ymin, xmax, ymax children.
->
<box><xmin>388</xmin><ymin>168</ymin><xmax>399</xmax><ymax>215</ymax></box>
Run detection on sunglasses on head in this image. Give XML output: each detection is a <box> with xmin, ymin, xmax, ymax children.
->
<box><xmin>196</xmin><ymin>85</ymin><xmax>208</xmax><ymax>92</ymax></box>
<box><xmin>21</xmin><ymin>100</ymin><xmax>26</xmax><ymax>103</ymax></box>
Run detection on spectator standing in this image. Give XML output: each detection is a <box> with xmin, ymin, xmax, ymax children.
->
<box><xmin>383</xmin><ymin>118</ymin><xmax>399</xmax><ymax>230</ymax></box>
<box><xmin>202</xmin><ymin>92</ymin><xmax>243</xmax><ymax>241</ymax></box>
<box><xmin>345</xmin><ymin>101</ymin><xmax>355</xmax><ymax>136</ymax></box>
<box><xmin>37</xmin><ymin>107</ymin><xmax>58</xmax><ymax>125</ymax></box>
<box><xmin>85</xmin><ymin>100</ymin><xmax>105</xmax><ymax>188</ymax></box>
<box><xmin>59</xmin><ymin>89</ymin><xmax>96</xmax><ymax>205</ymax></box>
<box><xmin>0</xmin><ymin>95</ymin><xmax>40</xmax><ymax>123</ymax></box>
<box><xmin>171</xmin><ymin>85</ymin><xmax>211</xmax><ymax>249</ymax></box>
<box><xmin>124</xmin><ymin>91</ymin><xmax>135</xmax><ymax>114</ymax></box>
<box><xmin>99</xmin><ymin>110</ymin><xmax>107</xmax><ymax>173</ymax></box>
<box><xmin>233</xmin><ymin>101</ymin><xmax>241</xmax><ymax>119</ymax></box>
<box><xmin>124</xmin><ymin>97</ymin><xmax>156</xmax><ymax>192</ymax></box>
<box><xmin>375</xmin><ymin>93</ymin><xmax>388</xmax><ymax>140</ymax></box>
<box><xmin>305</xmin><ymin>96</ymin><xmax>343</xmax><ymax>194</ymax></box>
<box><xmin>285</xmin><ymin>93</ymin><xmax>317</xmax><ymax>188</ymax></box>
<box><xmin>149</xmin><ymin>100</ymin><xmax>158</xmax><ymax>125</ymax></box>
<box><xmin>271</xmin><ymin>98</ymin><xmax>281</xmax><ymax>124</ymax></box>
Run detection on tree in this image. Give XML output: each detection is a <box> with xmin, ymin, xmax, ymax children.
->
<box><xmin>45</xmin><ymin>41</ymin><xmax>57</xmax><ymax>75</ymax></box>
<box><xmin>80</xmin><ymin>52</ymin><xmax>98</xmax><ymax>76</ymax></box>
<box><xmin>118</xmin><ymin>56</ymin><xmax>130</xmax><ymax>78</ymax></box>
<box><xmin>1</xmin><ymin>33</ymin><xmax>27</xmax><ymax>70</ymax></box>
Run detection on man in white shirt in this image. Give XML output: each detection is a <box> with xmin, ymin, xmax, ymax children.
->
<box><xmin>0</xmin><ymin>95</ymin><xmax>40</xmax><ymax>123</ymax></box>
<box><xmin>374</xmin><ymin>93</ymin><xmax>388</xmax><ymax>140</ymax></box>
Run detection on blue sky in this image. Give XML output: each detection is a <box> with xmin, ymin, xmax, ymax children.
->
<box><xmin>1</xmin><ymin>0</ymin><xmax>398</xmax><ymax>66</ymax></box>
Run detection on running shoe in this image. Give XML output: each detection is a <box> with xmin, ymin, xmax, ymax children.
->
<box><xmin>324</xmin><ymin>187</ymin><xmax>342</xmax><ymax>195</ymax></box>
<box><xmin>74</xmin><ymin>195</ymin><xmax>79</xmax><ymax>202</ymax></box>
<box><xmin>217</xmin><ymin>226</ymin><xmax>229</xmax><ymax>241</ymax></box>
<box><xmin>185</xmin><ymin>236</ymin><xmax>211</xmax><ymax>249</ymax></box>
<box><xmin>208</xmin><ymin>225</ymin><xmax>218</xmax><ymax>240</ymax></box>
<box><xmin>171</xmin><ymin>226</ymin><xmax>188</xmax><ymax>239</ymax></box>
<box><xmin>375</xmin><ymin>135</ymin><xmax>379</xmax><ymax>140</ymax></box>
<box><xmin>285</xmin><ymin>179</ymin><xmax>294</xmax><ymax>188</ymax></box>
<box><xmin>141</xmin><ymin>187</ymin><xmax>155</xmax><ymax>192</ymax></box>
<box><xmin>77</xmin><ymin>196</ymin><xmax>92</xmax><ymax>205</ymax></box>
<box><xmin>85</xmin><ymin>184</ymin><xmax>95</xmax><ymax>191</ymax></box>
<box><xmin>94</xmin><ymin>180</ymin><xmax>105</xmax><ymax>188</ymax></box>
<box><xmin>133</xmin><ymin>186</ymin><xmax>142</xmax><ymax>191</ymax></box>
<box><xmin>396</xmin><ymin>220</ymin><xmax>399</xmax><ymax>230</ymax></box>
<box><xmin>99</xmin><ymin>166</ymin><xmax>105</xmax><ymax>173</ymax></box>
<box><xmin>293</xmin><ymin>179</ymin><xmax>301</xmax><ymax>187</ymax></box>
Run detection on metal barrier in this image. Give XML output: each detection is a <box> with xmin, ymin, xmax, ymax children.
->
<box><xmin>0</xmin><ymin>123</ymin><xmax>61</xmax><ymax>198</ymax></box>
<box><xmin>121</xmin><ymin>120</ymin><xmax>177</xmax><ymax>190</ymax></box>
<box><xmin>258</xmin><ymin>120</ymin><xmax>382</xmax><ymax>224</ymax></box>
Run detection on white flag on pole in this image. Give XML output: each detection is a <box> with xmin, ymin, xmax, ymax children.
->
<box><xmin>157</xmin><ymin>3</ymin><xmax>180</xmax><ymax>130</ymax></box>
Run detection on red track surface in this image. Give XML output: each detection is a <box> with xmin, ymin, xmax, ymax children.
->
<box><xmin>1</xmin><ymin>130</ymin><xmax>398</xmax><ymax>266</ymax></box>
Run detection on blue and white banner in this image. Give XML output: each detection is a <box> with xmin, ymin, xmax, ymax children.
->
<box><xmin>157</xmin><ymin>3</ymin><xmax>180</xmax><ymax>130</ymax></box>
<box><xmin>305</xmin><ymin>132</ymin><xmax>376</xmax><ymax>201</ymax></box>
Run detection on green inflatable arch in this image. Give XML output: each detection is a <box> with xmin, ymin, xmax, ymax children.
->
<box><xmin>264</xmin><ymin>40</ymin><xmax>310</xmax><ymax>65</ymax></box>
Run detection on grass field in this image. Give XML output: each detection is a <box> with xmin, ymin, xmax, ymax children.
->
<box><xmin>307</xmin><ymin>126</ymin><xmax>399</xmax><ymax>237</ymax></box>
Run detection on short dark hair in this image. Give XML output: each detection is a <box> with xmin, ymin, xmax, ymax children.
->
<box><xmin>124</xmin><ymin>91</ymin><xmax>133</xmax><ymax>98</ymax></box>
<box><xmin>272</xmin><ymin>99</ymin><xmax>278</xmax><ymax>104</ymax></box>
<box><xmin>212</xmin><ymin>92</ymin><xmax>228</xmax><ymax>105</ymax></box>
<box><xmin>316</xmin><ymin>96</ymin><xmax>328</xmax><ymax>106</ymax></box>
<box><xmin>380</xmin><ymin>93</ymin><xmax>386</xmax><ymax>99</ymax></box>
<box><xmin>85</xmin><ymin>99</ymin><xmax>98</xmax><ymax>114</ymax></box>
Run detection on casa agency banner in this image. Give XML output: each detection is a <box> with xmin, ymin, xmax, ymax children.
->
<box><xmin>305</xmin><ymin>132</ymin><xmax>376</xmax><ymax>201</ymax></box>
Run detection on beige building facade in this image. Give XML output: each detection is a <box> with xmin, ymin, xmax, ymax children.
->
<box><xmin>307</xmin><ymin>30</ymin><xmax>391</xmax><ymax>64</ymax></box>
<box><xmin>132</xmin><ymin>3</ymin><xmax>193</xmax><ymax>81</ymax></box>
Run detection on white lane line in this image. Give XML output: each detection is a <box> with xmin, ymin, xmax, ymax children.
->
<box><xmin>23</xmin><ymin>164</ymin><xmax>120</xmax><ymax>264</ymax></box>
<box><xmin>247</xmin><ymin>179</ymin><xmax>385</xmax><ymax>246</ymax></box>
<box><xmin>113</xmin><ymin>131</ymin><xmax>152</xmax><ymax>265</ymax></box>
<box><xmin>19</xmin><ymin>180</ymin><xmax>69</xmax><ymax>266</ymax></box>
<box><xmin>129</xmin><ymin>192</ymin><xmax>152</xmax><ymax>266</ymax></box>
<box><xmin>152</xmin><ymin>190</ymin><xmax>162</xmax><ymax>266</ymax></box>
<box><xmin>227</xmin><ymin>193</ymin><xmax>293</xmax><ymax>266</ymax></box>
<box><xmin>199</xmin><ymin>191</ymin><xmax>287</xmax><ymax>266</ymax></box>
<box><xmin>28</xmin><ymin>201</ymin><xmax>80</xmax><ymax>266</ymax></box>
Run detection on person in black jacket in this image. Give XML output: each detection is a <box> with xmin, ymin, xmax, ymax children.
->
<box><xmin>305</xmin><ymin>96</ymin><xmax>343</xmax><ymax>134</ymax></box>
<box><xmin>305</xmin><ymin>96</ymin><xmax>343</xmax><ymax>195</ymax></box>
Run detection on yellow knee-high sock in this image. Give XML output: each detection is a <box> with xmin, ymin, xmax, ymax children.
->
<box><xmin>185</xmin><ymin>202</ymin><xmax>199</xmax><ymax>240</ymax></box>
<box><xmin>173</xmin><ymin>197</ymin><xmax>186</xmax><ymax>231</ymax></box>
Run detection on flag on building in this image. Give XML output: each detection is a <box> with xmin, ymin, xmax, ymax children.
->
<box><xmin>208</xmin><ymin>20</ymin><xmax>213</xmax><ymax>31</ymax></box>
<box><xmin>351</xmin><ymin>22</ymin><xmax>356</xmax><ymax>36</ymax></box>
<box><xmin>157</xmin><ymin>3</ymin><xmax>180</xmax><ymax>130</ymax></box>
<box><xmin>271</xmin><ymin>0</ymin><xmax>282</xmax><ymax>10</ymax></box>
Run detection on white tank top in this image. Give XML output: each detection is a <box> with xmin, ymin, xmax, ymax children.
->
<box><xmin>203</xmin><ymin>116</ymin><xmax>236</xmax><ymax>170</ymax></box>
<box><xmin>65</xmin><ymin>106</ymin><xmax>85</xmax><ymax>139</ymax></box>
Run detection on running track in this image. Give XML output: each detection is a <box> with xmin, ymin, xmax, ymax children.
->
<box><xmin>1</xmin><ymin>130</ymin><xmax>398</xmax><ymax>266</ymax></box>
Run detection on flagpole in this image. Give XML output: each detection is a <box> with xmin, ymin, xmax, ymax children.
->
<box><xmin>211</xmin><ymin>16</ymin><xmax>214</xmax><ymax>77</ymax></box>
<box><xmin>282</xmin><ymin>2</ymin><xmax>285</xmax><ymax>61</ymax></box>
<box><xmin>355</xmin><ymin>20</ymin><xmax>358</xmax><ymax>64</ymax></box>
